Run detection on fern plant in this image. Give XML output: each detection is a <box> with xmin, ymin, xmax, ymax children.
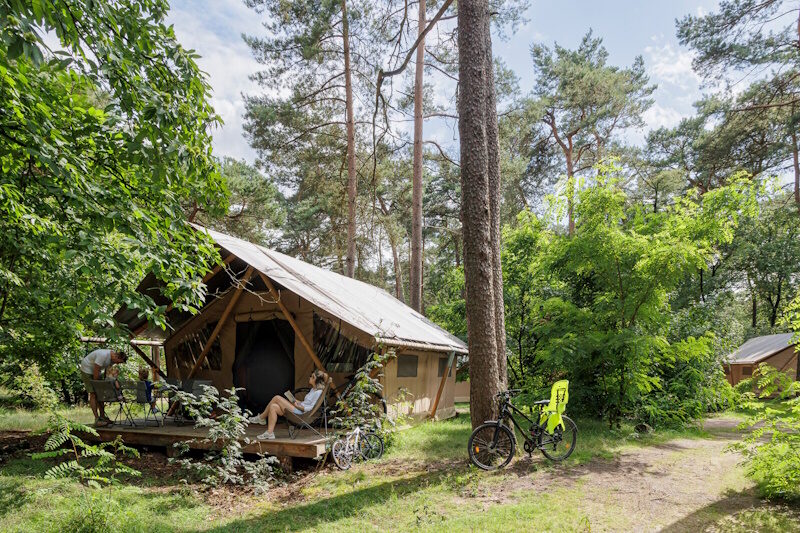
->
<box><xmin>31</xmin><ymin>413</ymin><xmax>140</xmax><ymax>487</ymax></box>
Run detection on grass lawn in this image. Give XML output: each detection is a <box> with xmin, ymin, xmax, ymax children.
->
<box><xmin>0</xmin><ymin>406</ymin><xmax>797</xmax><ymax>532</ymax></box>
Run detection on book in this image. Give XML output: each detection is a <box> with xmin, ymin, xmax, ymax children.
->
<box><xmin>284</xmin><ymin>390</ymin><xmax>296</xmax><ymax>403</ymax></box>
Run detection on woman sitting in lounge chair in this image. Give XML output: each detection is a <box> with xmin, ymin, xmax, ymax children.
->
<box><xmin>249</xmin><ymin>369</ymin><xmax>327</xmax><ymax>440</ymax></box>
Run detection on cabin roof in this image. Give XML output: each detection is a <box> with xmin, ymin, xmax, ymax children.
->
<box><xmin>727</xmin><ymin>333</ymin><xmax>796</xmax><ymax>364</ymax></box>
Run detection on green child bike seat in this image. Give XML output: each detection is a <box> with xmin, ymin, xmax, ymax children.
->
<box><xmin>539</xmin><ymin>379</ymin><xmax>569</xmax><ymax>434</ymax></box>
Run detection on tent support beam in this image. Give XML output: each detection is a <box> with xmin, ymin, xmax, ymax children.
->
<box><xmin>166</xmin><ymin>266</ymin><xmax>254</xmax><ymax>417</ymax></box>
<box><xmin>257</xmin><ymin>271</ymin><xmax>327</xmax><ymax>375</ymax></box>
<box><xmin>429</xmin><ymin>351</ymin><xmax>455</xmax><ymax>419</ymax></box>
<box><xmin>130</xmin><ymin>344</ymin><xmax>168</xmax><ymax>380</ymax></box>
<box><xmin>184</xmin><ymin>265</ymin><xmax>254</xmax><ymax>381</ymax></box>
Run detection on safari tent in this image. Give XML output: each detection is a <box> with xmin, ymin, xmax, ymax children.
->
<box><xmin>115</xmin><ymin>224</ymin><xmax>468</xmax><ymax>421</ymax></box>
<box><xmin>724</xmin><ymin>333</ymin><xmax>798</xmax><ymax>386</ymax></box>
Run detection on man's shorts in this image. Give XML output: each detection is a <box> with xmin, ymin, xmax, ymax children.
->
<box><xmin>80</xmin><ymin>371</ymin><xmax>103</xmax><ymax>394</ymax></box>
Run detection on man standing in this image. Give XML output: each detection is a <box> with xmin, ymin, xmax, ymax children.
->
<box><xmin>79</xmin><ymin>348</ymin><xmax>128</xmax><ymax>426</ymax></box>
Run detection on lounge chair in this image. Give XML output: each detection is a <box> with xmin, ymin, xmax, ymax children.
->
<box><xmin>283</xmin><ymin>378</ymin><xmax>332</xmax><ymax>439</ymax></box>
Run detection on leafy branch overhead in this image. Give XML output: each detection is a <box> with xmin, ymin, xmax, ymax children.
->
<box><xmin>0</xmin><ymin>1</ymin><xmax>228</xmax><ymax>366</ymax></box>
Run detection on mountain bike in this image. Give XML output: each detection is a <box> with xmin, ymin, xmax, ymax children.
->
<box><xmin>331</xmin><ymin>426</ymin><xmax>385</xmax><ymax>470</ymax></box>
<box><xmin>468</xmin><ymin>387</ymin><xmax>577</xmax><ymax>470</ymax></box>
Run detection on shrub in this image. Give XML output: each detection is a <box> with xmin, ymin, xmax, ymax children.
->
<box><xmin>729</xmin><ymin>364</ymin><xmax>800</xmax><ymax>501</ymax></box>
<box><xmin>169</xmin><ymin>385</ymin><xmax>278</xmax><ymax>493</ymax></box>
<box><xmin>634</xmin><ymin>334</ymin><xmax>735</xmax><ymax>429</ymax></box>
<box><xmin>31</xmin><ymin>412</ymin><xmax>140</xmax><ymax>487</ymax></box>
<box><xmin>332</xmin><ymin>351</ymin><xmax>396</xmax><ymax>443</ymax></box>
<box><xmin>12</xmin><ymin>362</ymin><xmax>59</xmax><ymax>410</ymax></box>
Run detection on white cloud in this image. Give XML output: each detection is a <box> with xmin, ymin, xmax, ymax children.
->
<box><xmin>168</xmin><ymin>0</ymin><xmax>266</xmax><ymax>162</ymax></box>
<box><xmin>642</xmin><ymin>103</ymin><xmax>684</xmax><ymax>131</ymax></box>
<box><xmin>644</xmin><ymin>42</ymin><xmax>699</xmax><ymax>89</ymax></box>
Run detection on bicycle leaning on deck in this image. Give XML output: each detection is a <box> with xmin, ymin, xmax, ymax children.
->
<box><xmin>330</xmin><ymin>426</ymin><xmax>385</xmax><ymax>470</ymax></box>
<box><xmin>468</xmin><ymin>380</ymin><xmax>577</xmax><ymax>470</ymax></box>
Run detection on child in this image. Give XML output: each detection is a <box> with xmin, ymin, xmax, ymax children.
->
<box><xmin>106</xmin><ymin>365</ymin><xmax>124</xmax><ymax>401</ymax></box>
<box><xmin>138</xmin><ymin>368</ymin><xmax>160</xmax><ymax>414</ymax></box>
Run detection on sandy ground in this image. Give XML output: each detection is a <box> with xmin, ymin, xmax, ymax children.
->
<box><xmin>497</xmin><ymin>416</ymin><xmax>797</xmax><ymax>532</ymax></box>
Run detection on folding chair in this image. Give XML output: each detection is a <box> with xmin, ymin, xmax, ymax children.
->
<box><xmin>283</xmin><ymin>378</ymin><xmax>332</xmax><ymax>439</ymax></box>
<box><xmin>92</xmin><ymin>380</ymin><xmax>136</xmax><ymax>427</ymax></box>
<box><xmin>134</xmin><ymin>381</ymin><xmax>163</xmax><ymax>426</ymax></box>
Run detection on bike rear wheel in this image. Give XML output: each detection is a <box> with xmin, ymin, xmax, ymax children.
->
<box><xmin>540</xmin><ymin>415</ymin><xmax>577</xmax><ymax>462</ymax></box>
<box><xmin>468</xmin><ymin>423</ymin><xmax>515</xmax><ymax>470</ymax></box>
<box><xmin>359</xmin><ymin>432</ymin><xmax>384</xmax><ymax>460</ymax></box>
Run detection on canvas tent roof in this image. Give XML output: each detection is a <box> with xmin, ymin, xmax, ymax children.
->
<box><xmin>727</xmin><ymin>333</ymin><xmax>796</xmax><ymax>364</ymax></box>
<box><xmin>128</xmin><ymin>224</ymin><xmax>467</xmax><ymax>354</ymax></box>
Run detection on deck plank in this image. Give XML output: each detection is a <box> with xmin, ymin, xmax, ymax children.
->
<box><xmin>89</xmin><ymin>420</ymin><xmax>328</xmax><ymax>458</ymax></box>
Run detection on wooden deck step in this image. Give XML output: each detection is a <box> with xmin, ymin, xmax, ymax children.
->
<box><xmin>90</xmin><ymin>420</ymin><xmax>328</xmax><ymax>459</ymax></box>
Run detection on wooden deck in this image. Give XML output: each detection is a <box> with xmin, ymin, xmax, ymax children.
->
<box><xmin>90</xmin><ymin>419</ymin><xmax>328</xmax><ymax>459</ymax></box>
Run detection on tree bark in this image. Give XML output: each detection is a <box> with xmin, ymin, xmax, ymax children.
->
<box><xmin>752</xmin><ymin>293</ymin><xmax>757</xmax><ymax>328</ymax></box>
<box><xmin>389</xmin><ymin>227</ymin><xmax>404</xmax><ymax>302</ymax></box>
<box><xmin>342</xmin><ymin>0</ymin><xmax>358</xmax><ymax>278</ymax></box>
<box><xmin>566</xmin><ymin>152</ymin><xmax>575</xmax><ymax>236</ymax></box>
<box><xmin>459</xmin><ymin>0</ymin><xmax>501</xmax><ymax>428</ymax></box>
<box><xmin>792</xmin><ymin>131</ymin><xmax>800</xmax><ymax>212</ymax></box>
<box><xmin>409</xmin><ymin>0</ymin><xmax>426</xmax><ymax>312</ymax></box>
<box><xmin>483</xmin><ymin>10</ymin><xmax>506</xmax><ymax>388</ymax></box>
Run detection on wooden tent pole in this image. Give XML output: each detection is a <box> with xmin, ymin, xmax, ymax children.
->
<box><xmin>151</xmin><ymin>345</ymin><xmax>160</xmax><ymax>382</ymax></box>
<box><xmin>166</xmin><ymin>266</ymin><xmax>254</xmax><ymax>417</ymax></box>
<box><xmin>130</xmin><ymin>344</ymin><xmax>168</xmax><ymax>380</ymax></box>
<box><xmin>429</xmin><ymin>351</ymin><xmax>455</xmax><ymax>419</ymax></box>
<box><xmin>257</xmin><ymin>271</ymin><xmax>327</xmax><ymax>374</ymax></box>
<box><xmin>184</xmin><ymin>266</ymin><xmax>254</xmax><ymax>381</ymax></box>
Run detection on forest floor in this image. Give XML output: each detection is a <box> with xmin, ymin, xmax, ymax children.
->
<box><xmin>0</xmin><ymin>407</ymin><xmax>798</xmax><ymax>532</ymax></box>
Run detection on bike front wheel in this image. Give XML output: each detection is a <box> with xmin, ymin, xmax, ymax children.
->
<box><xmin>331</xmin><ymin>439</ymin><xmax>352</xmax><ymax>470</ymax></box>
<box><xmin>468</xmin><ymin>423</ymin><xmax>516</xmax><ymax>470</ymax></box>
<box><xmin>540</xmin><ymin>415</ymin><xmax>577</xmax><ymax>462</ymax></box>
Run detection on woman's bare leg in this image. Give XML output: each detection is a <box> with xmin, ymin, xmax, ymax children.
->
<box><xmin>267</xmin><ymin>403</ymin><xmax>282</xmax><ymax>432</ymax></box>
<box><xmin>259</xmin><ymin>395</ymin><xmax>295</xmax><ymax>418</ymax></box>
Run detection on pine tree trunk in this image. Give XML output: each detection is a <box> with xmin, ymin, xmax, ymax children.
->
<box><xmin>342</xmin><ymin>0</ymin><xmax>358</xmax><ymax>278</ymax></box>
<box><xmin>483</xmin><ymin>11</ymin><xmax>506</xmax><ymax>389</ymax></box>
<box><xmin>792</xmin><ymin>131</ymin><xmax>800</xmax><ymax>213</ymax></box>
<box><xmin>566</xmin><ymin>152</ymin><xmax>575</xmax><ymax>236</ymax></box>
<box><xmin>459</xmin><ymin>0</ymin><xmax>500</xmax><ymax>428</ymax></box>
<box><xmin>410</xmin><ymin>0</ymin><xmax>426</xmax><ymax>313</ymax></box>
<box><xmin>389</xmin><ymin>227</ymin><xmax>404</xmax><ymax>302</ymax></box>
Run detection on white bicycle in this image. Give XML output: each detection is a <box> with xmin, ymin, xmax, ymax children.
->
<box><xmin>331</xmin><ymin>426</ymin><xmax>384</xmax><ymax>470</ymax></box>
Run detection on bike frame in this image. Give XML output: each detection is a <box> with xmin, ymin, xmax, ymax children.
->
<box><xmin>492</xmin><ymin>396</ymin><xmax>562</xmax><ymax>450</ymax></box>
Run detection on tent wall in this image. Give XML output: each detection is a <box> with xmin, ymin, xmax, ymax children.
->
<box><xmin>382</xmin><ymin>350</ymin><xmax>456</xmax><ymax>420</ymax></box>
<box><xmin>163</xmin><ymin>288</ymin><xmax>456</xmax><ymax>419</ymax></box>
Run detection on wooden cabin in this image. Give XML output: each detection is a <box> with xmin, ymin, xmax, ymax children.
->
<box><xmin>724</xmin><ymin>333</ymin><xmax>798</xmax><ymax>386</ymax></box>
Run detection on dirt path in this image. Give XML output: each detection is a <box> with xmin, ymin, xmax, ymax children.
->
<box><xmin>505</xmin><ymin>416</ymin><xmax>794</xmax><ymax>532</ymax></box>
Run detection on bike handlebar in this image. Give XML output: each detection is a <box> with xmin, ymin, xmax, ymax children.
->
<box><xmin>496</xmin><ymin>389</ymin><xmax>522</xmax><ymax>398</ymax></box>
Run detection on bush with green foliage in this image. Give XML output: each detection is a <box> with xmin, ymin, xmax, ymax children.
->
<box><xmin>170</xmin><ymin>385</ymin><xmax>278</xmax><ymax>493</ymax></box>
<box><xmin>431</xmin><ymin>163</ymin><xmax>755</xmax><ymax>428</ymax></box>
<box><xmin>11</xmin><ymin>362</ymin><xmax>59</xmax><ymax>410</ymax></box>
<box><xmin>730</xmin><ymin>364</ymin><xmax>800</xmax><ymax>501</ymax></box>
<box><xmin>31</xmin><ymin>413</ymin><xmax>140</xmax><ymax>487</ymax></box>
<box><xmin>332</xmin><ymin>351</ymin><xmax>395</xmax><ymax>440</ymax></box>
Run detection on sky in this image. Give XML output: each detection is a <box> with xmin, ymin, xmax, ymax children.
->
<box><xmin>168</xmin><ymin>0</ymin><xmax>723</xmax><ymax>163</ymax></box>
